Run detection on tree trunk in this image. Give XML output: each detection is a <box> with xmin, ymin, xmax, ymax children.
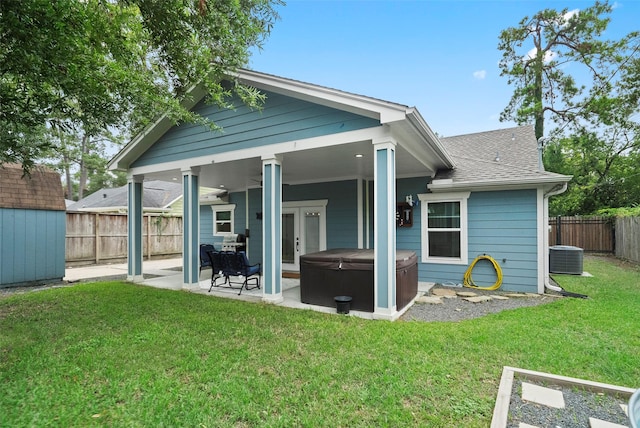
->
<box><xmin>78</xmin><ymin>133</ymin><xmax>90</xmax><ymax>200</ymax></box>
<box><xmin>534</xmin><ymin>44</ymin><xmax>544</xmax><ymax>141</ymax></box>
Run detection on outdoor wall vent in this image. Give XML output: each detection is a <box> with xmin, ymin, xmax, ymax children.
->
<box><xmin>549</xmin><ymin>245</ymin><xmax>584</xmax><ymax>275</ymax></box>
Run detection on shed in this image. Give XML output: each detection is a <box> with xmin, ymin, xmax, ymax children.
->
<box><xmin>0</xmin><ymin>164</ymin><xmax>66</xmax><ymax>287</ymax></box>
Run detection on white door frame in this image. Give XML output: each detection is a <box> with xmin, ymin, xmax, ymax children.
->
<box><xmin>282</xmin><ymin>200</ymin><xmax>328</xmax><ymax>271</ymax></box>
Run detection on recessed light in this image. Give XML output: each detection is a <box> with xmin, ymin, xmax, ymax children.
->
<box><xmin>219</xmin><ymin>184</ymin><xmax>225</xmax><ymax>188</ymax></box>
<box><xmin>355</xmin><ymin>154</ymin><xmax>364</xmax><ymax>158</ymax></box>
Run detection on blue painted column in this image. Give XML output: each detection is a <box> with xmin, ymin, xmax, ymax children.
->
<box><xmin>373</xmin><ymin>140</ymin><xmax>397</xmax><ymax>319</ymax></box>
<box><xmin>182</xmin><ymin>167</ymin><xmax>200</xmax><ymax>289</ymax></box>
<box><xmin>262</xmin><ymin>155</ymin><xmax>283</xmax><ymax>303</ymax></box>
<box><xmin>127</xmin><ymin>175</ymin><xmax>144</xmax><ymax>282</ymax></box>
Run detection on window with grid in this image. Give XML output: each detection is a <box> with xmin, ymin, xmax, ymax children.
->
<box><xmin>419</xmin><ymin>192</ymin><xmax>469</xmax><ymax>264</ymax></box>
<box><xmin>212</xmin><ymin>204</ymin><xmax>235</xmax><ymax>236</ymax></box>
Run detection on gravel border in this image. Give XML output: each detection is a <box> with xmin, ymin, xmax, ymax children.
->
<box><xmin>507</xmin><ymin>378</ymin><xmax>630</xmax><ymax>427</ymax></box>
<box><xmin>401</xmin><ymin>286</ymin><xmax>562</xmax><ymax>322</ymax></box>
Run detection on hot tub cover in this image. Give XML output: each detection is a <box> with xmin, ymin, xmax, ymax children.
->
<box><xmin>300</xmin><ymin>249</ymin><xmax>418</xmax><ymax>312</ymax></box>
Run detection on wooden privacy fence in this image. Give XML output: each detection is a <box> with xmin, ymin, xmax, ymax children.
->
<box><xmin>66</xmin><ymin>212</ymin><xmax>182</xmax><ymax>265</ymax></box>
<box><xmin>548</xmin><ymin>216</ymin><xmax>615</xmax><ymax>253</ymax></box>
<box><xmin>615</xmin><ymin>216</ymin><xmax>640</xmax><ymax>263</ymax></box>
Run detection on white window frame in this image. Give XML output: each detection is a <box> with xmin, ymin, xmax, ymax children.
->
<box><xmin>418</xmin><ymin>192</ymin><xmax>470</xmax><ymax>265</ymax></box>
<box><xmin>211</xmin><ymin>204</ymin><xmax>235</xmax><ymax>236</ymax></box>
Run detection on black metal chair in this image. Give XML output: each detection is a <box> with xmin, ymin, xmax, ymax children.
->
<box><xmin>209</xmin><ymin>251</ymin><xmax>260</xmax><ymax>295</ymax></box>
<box><xmin>206</xmin><ymin>250</ymin><xmax>225</xmax><ymax>292</ymax></box>
<box><xmin>199</xmin><ymin>244</ymin><xmax>216</xmax><ymax>273</ymax></box>
<box><xmin>227</xmin><ymin>251</ymin><xmax>261</xmax><ymax>295</ymax></box>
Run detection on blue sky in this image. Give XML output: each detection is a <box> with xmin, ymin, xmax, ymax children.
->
<box><xmin>248</xmin><ymin>0</ymin><xmax>638</xmax><ymax>137</ymax></box>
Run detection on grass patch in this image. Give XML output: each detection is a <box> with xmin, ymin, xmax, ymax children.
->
<box><xmin>1</xmin><ymin>256</ymin><xmax>638</xmax><ymax>426</ymax></box>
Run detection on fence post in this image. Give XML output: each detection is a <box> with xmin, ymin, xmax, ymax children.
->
<box><xmin>556</xmin><ymin>215</ymin><xmax>562</xmax><ymax>245</ymax></box>
<box><xmin>146</xmin><ymin>214</ymin><xmax>151</xmax><ymax>261</ymax></box>
<box><xmin>95</xmin><ymin>213</ymin><xmax>100</xmax><ymax>264</ymax></box>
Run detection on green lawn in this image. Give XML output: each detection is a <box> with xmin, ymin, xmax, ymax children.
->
<box><xmin>1</xmin><ymin>256</ymin><xmax>638</xmax><ymax>427</ymax></box>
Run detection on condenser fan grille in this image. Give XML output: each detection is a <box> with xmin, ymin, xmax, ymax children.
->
<box><xmin>549</xmin><ymin>245</ymin><xmax>584</xmax><ymax>275</ymax></box>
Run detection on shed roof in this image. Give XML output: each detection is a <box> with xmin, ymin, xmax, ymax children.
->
<box><xmin>0</xmin><ymin>164</ymin><xmax>65</xmax><ymax>211</ymax></box>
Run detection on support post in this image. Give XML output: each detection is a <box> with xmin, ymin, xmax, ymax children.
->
<box><xmin>182</xmin><ymin>167</ymin><xmax>200</xmax><ymax>289</ymax></box>
<box><xmin>373</xmin><ymin>140</ymin><xmax>397</xmax><ymax>319</ymax></box>
<box><xmin>127</xmin><ymin>175</ymin><xmax>144</xmax><ymax>281</ymax></box>
<box><xmin>262</xmin><ymin>155</ymin><xmax>283</xmax><ymax>303</ymax></box>
<box><xmin>95</xmin><ymin>213</ymin><xmax>100</xmax><ymax>264</ymax></box>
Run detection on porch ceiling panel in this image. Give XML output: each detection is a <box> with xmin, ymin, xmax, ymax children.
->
<box><xmin>139</xmin><ymin>139</ymin><xmax>434</xmax><ymax>193</ymax></box>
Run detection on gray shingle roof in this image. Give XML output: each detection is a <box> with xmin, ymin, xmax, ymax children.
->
<box><xmin>67</xmin><ymin>180</ymin><xmax>183</xmax><ymax>211</ymax></box>
<box><xmin>434</xmin><ymin>126</ymin><xmax>570</xmax><ymax>188</ymax></box>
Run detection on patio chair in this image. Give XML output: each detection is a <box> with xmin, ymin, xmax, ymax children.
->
<box><xmin>630</xmin><ymin>388</ymin><xmax>640</xmax><ymax>428</ymax></box>
<box><xmin>223</xmin><ymin>251</ymin><xmax>261</xmax><ymax>295</ymax></box>
<box><xmin>206</xmin><ymin>250</ymin><xmax>226</xmax><ymax>292</ymax></box>
<box><xmin>199</xmin><ymin>244</ymin><xmax>216</xmax><ymax>273</ymax></box>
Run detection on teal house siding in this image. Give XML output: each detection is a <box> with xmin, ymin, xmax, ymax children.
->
<box><xmin>199</xmin><ymin>206</ymin><xmax>214</xmax><ymax>245</ymax></box>
<box><xmin>132</xmin><ymin>90</ymin><xmax>381</xmax><ymax>168</ymax></box>
<box><xmin>204</xmin><ymin>180</ymin><xmax>540</xmax><ymax>293</ymax></box>
<box><xmin>396</xmin><ymin>177</ymin><xmax>429</xmax><ymax>252</ymax></box>
<box><xmin>284</xmin><ymin>180</ymin><xmax>360</xmax><ymax>249</ymax></box>
<box><xmin>418</xmin><ymin>189</ymin><xmax>539</xmax><ymax>293</ymax></box>
<box><xmin>200</xmin><ymin>192</ymin><xmax>248</xmax><ymax>249</ymax></box>
<box><xmin>0</xmin><ymin>209</ymin><xmax>65</xmax><ymax>286</ymax></box>
<box><xmin>221</xmin><ymin>181</ymin><xmax>362</xmax><ymax>264</ymax></box>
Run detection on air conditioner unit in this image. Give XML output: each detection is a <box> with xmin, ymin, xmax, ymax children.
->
<box><xmin>549</xmin><ymin>245</ymin><xmax>584</xmax><ymax>275</ymax></box>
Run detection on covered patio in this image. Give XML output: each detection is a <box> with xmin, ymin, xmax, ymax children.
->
<box><xmin>109</xmin><ymin>70</ymin><xmax>454</xmax><ymax>320</ymax></box>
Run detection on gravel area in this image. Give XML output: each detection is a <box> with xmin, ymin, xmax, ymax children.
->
<box><xmin>401</xmin><ymin>286</ymin><xmax>562</xmax><ymax>322</ymax></box>
<box><xmin>507</xmin><ymin>378</ymin><xmax>630</xmax><ymax>427</ymax></box>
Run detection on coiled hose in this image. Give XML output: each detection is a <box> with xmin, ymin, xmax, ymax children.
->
<box><xmin>463</xmin><ymin>254</ymin><xmax>503</xmax><ymax>290</ymax></box>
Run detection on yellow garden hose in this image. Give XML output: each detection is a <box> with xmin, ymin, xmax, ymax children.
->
<box><xmin>463</xmin><ymin>254</ymin><xmax>503</xmax><ymax>290</ymax></box>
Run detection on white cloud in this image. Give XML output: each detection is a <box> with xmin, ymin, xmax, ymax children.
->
<box><xmin>563</xmin><ymin>8</ymin><xmax>579</xmax><ymax>22</ymax></box>
<box><xmin>473</xmin><ymin>70</ymin><xmax>486</xmax><ymax>80</ymax></box>
<box><xmin>525</xmin><ymin>47</ymin><xmax>557</xmax><ymax>63</ymax></box>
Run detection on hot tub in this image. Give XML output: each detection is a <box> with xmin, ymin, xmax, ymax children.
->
<box><xmin>300</xmin><ymin>249</ymin><xmax>418</xmax><ymax>312</ymax></box>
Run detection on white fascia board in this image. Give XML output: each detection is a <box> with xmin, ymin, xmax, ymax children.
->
<box><xmin>428</xmin><ymin>175</ymin><xmax>572</xmax><ymax>192</ymax></box>
<box><xmin>405</xmin><ymin>109</ymin><xmax>456</xmax><ymax>168</ymax></box>
<box><xmin>235</xmin><ymin>69</ymin><xmax>408</xmax><ymax>123</ymax></box>
<box><xmin>385</xmin><ymin>110</ymin><xmax>454</xmax><ymax>176</ymax></box>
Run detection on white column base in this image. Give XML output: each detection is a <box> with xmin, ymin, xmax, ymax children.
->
<box><xmin>262</xmin><ymin>294</ymin><xmax>284</xmax><ymax>304</ymax></box>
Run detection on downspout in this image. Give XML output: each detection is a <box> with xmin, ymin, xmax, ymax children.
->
<box><xmin>543</xmin><ymin>183</ymin><xmax>568</xmax><ymax>294</ymax></box>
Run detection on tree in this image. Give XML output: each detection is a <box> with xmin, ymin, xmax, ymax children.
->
<box><xmin>498</xmin><ymin>1</ymin><xmax>618</xmax><ymax>140</ymax></box>
<box><xmin>499</xmin><ymin>1</ymin><xmax>640</xmax><ymax>215</ymax></box>
<box><xmin>44</xmin><ymin>126</ymin><xmax>126</xmax><ymax>200</ymax></box>
<box><xmin>544</xmin><ymin>130</ymin><xmax>640</xmax><ymax>216</ymax></box>
<box><xmin>0</xmin><ymin>0</ymin><xmax>281</xmax><ymax>173</ymax></box>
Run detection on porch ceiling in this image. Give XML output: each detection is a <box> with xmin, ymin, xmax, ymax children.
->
<box><xmin>140</xmin><ymin>140</ymin><xmax>435</xmax><ymax>193</ymax></box>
